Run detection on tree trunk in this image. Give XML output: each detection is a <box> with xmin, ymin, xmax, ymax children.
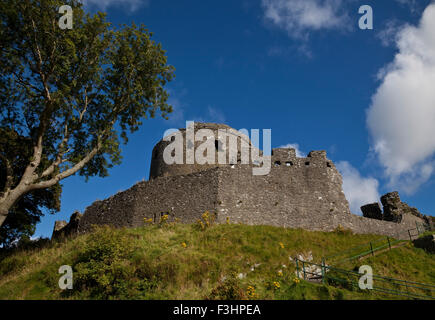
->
<box><xmin>0</xmin><ymin>187</ymin><xmax>27</xmax><ymax>228</ymax></box>
<box><xmin>0</xmin><ymin>206</ymin><xmax>8</xmax><ymax>227</ymax></box>
<box><xmin>0</xmin><ymin>141</ymin><xmax>101</xmax><ymax>229</ymax></box>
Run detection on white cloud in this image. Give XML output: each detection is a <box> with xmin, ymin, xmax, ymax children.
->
<box><xmin>367</xmin><ymin>4</ymin><xmax>435</xmax><ymax>194</ymax></box>
<box><xmin>336</xmin><ymin>161</ymin><xmax>380</xmax><ymax>215</ymax></box>
<box><xmin>261</xmin><ymin>0</ymin><xmax>350</xmax><ymax>39</ymax></box>
<box><xmin>377</xmin><ymin>20</ymin><xmax>402</xmax><ymax>47</ymax></box>
<box><xmin>81</xmin><ymin>0</ymin><xmax>148</xmax><ymax>12</ymax></box>
<box><xmin>278</xmin><ymin>143</ymin><xmax>305</xmax><ymax>157</ymax></box>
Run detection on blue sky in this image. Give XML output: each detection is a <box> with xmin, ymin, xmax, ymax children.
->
<box><xmin>34</xmin><ymin>0</ymin><xmax>435</xmax><ymax>238</ymax></box>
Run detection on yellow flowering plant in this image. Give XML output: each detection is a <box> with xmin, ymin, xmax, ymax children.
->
<box><xmin>246</xmin><ymin>286</ymin><xmax>257</xmax><ymax>299</ymax></box>
<box><xmin>196</xmin><ymin>211</ymin><xmax>216</xmax><ymax>230</ymax></box>
<box><xmin>143</xmin><ymin>217</ymin><xmax>153</xmax><ymax>225</ymax></box>
<box><xmin>273</xmin><ymin>281</ymin><xmax>280</xmax><ymax>290</ymax></box>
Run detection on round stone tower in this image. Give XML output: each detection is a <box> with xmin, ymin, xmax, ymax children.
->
<box><xmin>149</xmin><ymin>122</ymin><xmax>256</xmax><ymax>179</ymax></box>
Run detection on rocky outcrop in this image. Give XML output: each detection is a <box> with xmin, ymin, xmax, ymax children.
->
<box><xmin>361</xmin><ymin>203</ymin><xmax>383</xmax><ymax>220</ymax></box>
<box><xmin>52</xmin><ymin>211</ymin><xmax>82</xmax><ymax>239</ymax></box>
<box><xmin>413</xmin><ymin>235</ymin><xmax>435</xmax><ymax>254</ymax></box>
<box><xmin>379</xmin><ymin>191</ymin><xmax>431</xmax><ymax>223</ymax></box>
<box><xmin>52</xmin><ymin>221</ymin><xmax>68</xmax><ymax>238</ymax></box>
<box><xmin>361</xmin><ymin>192</ymin><xmax>433</xmax><ymax>230</ymax></box>
<box><xmin>294</xmin><ymin>251</ymin><xmax>328</xmax><ymax>282</ymax></box>
<box><xmin>381</xmin><ymin>192</ymin><xmax>403</xmax><ymax>222</ymax></box>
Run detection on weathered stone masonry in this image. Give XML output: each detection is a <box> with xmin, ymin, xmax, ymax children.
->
<box><xmin>54</xmin><ymin>123</ymin><xmax>431</xmax><ymax>240</ymax></box>
<box><xmin>78</xmin><ymin>167</ymin><xmax>220</xmax><ymax>232</ymax></box>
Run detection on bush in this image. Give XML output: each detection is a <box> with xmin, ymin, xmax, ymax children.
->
<box><xmin>72</xmin><ymin>226</ymin><xmax>137</xmax><ymax>299</ymax></box>
<box><xmin>206</xmin><ymin>271</ymin><xmax>246</xmax><ymax>300</ymax></box>
<box><xmin>0</xmin><ymin>236</ymin><xmax>50</xmax><ymax>275</ymax></box>
<box><xmin>0</xmin><ymin>254</ymin><xmax>28</xmax><ymax>275</ymax></box>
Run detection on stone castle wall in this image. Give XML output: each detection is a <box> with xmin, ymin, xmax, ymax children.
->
<box><xmin>53</xmin><ymin>122</ymin><xmax>431</xmax><ymax>240</ymax></box>
<box><xmin>78</xmin><ymin>167</ymin><xmax>220</xmax><ymax>233</ymax></box>
<box><xmin>215</xmin><ymin>150</ymin><xmax>350</xmax><ymax>228</ymax></box>
<box><xmin>75</xmin><ymin>157</ymin><xmax>426</xmax><ymax>240</ymax></box>
<box><xmin>214</xmin><ymin>163</ymin><xmax>424</xmax><ymax>238</ymax></box>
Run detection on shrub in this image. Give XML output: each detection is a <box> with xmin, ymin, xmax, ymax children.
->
<box><xmin>72</xmin><ymin>226</ymin><xmax>137</xmax><ymax>298</ymax></box>
<box><xmin>0</xmin><ymin>254</ymin><xmax>28</xmax><ymax>275</ymax></box>
<box><xmin>246</xmin><ymin>285</ymin><xmax>258</xmax><ymax>299</ymax></box>
<box><xmin>159</xmin><ymin>214</ymin><xmax>169</xmax><ymax>227</ymax></box>
<box><xmin>207</xmin><ymin>271</ymin><xmax>246</xmax><ymax>300</ymax></box>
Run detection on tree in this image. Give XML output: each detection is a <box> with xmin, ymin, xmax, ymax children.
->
<box><xmin>0</xmin><ymin>0</ymin><xmax>175</xmax><ymax>228</ymax></box>
<box><xmin>0</xmin><ymin>128</ymin><xmax>61</xmax><ymax>246</ymax></box>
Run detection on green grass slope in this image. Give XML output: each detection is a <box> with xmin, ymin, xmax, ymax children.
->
<box><xmin>0</xmin><ymin>223</ymin><xmax>433</xmax><ymax>300</ymax></box>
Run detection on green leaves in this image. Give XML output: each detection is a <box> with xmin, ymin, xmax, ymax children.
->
<box><xmin>1</xmin><ymin>0</ymin><xmax>174</xmax><ymax>179</ymax></box>
<box><xmin>0</xmin><ymin>0</ymin><xmax>174</xmax><ymax>236</ymax></box>
<box><xmin>73</xmin><ymin>226</ymin><xmax>137</xmax><ymax>298</ymax></box>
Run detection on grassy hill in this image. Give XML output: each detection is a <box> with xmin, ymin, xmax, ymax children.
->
<box><xmin>0</xmin><ymin>222</ymin><xmax>433</xmax><ymax>300</ymax></box>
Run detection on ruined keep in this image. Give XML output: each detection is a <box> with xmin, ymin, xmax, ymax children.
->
<box><xmin>361</xmin><ymin>191</ymin><xmax>434</xmax><ymax>228</ymax></box>
<box><xmin>53</xmin><ymin>123</ymin><xmax>432</xmax><ymax>240</ymax></box>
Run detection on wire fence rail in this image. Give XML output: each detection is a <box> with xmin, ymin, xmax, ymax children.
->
<box><xmin>294</xmin><ymin>258</ymin><xmax>435</xmax><ymax>300</ymax></box>
<box><xmin>292</xmin><ymin>221</ymin><xmax>434</xmax><ymax>300</ymax></box>
<box><xmin>324</xmin><ymin>221</ymin><xmax>432</xmax><ymax>266</ymax></box>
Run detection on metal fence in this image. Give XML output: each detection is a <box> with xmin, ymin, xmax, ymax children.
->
<box><xmin>324</xmin><ymin>221</ymin><xmax>432</xmax><ymax>266</ymax></box>
<box><xmin>324</xmin><ymin>236</ymin><xmax>404</xmax><ymax>265</ymax></box>
<box><xmin>294</xmin><ymin>258</ymin><xmax>435</xmax><ymax>300</ymax></box>
<box><xmin>292</xmin><ymin>221</ymin><xmax>434</xmax><ymax>300</ymax></box>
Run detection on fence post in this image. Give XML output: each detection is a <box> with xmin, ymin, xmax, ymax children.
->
<box><xmin>387</xmin><ymin>237</ymin><xmax>391</xmax><ymax>250</ymax></box>
<box><xmin>295</xmin><ymin>258</ymin><xmax>300</xmax><ymax>279</ymax></box>
<box><xmin>416</xmin><ymin>221</ymin><xmax>420</xmax><ymax>234</ymax></box>
<box><xmin>370</xmin><ymin>242</ymin><xmax>374</xmax><ymax>257</ymax></box>
<box><xmin>321</xmin><ymin>258</ymin><xmax>325</xmax><ymax>284</ymax></box>
<box><xmin>408</xmin><ymin>229</ymin><xmax>412</xmax><ymax>241</ymax></box>
<box><xmin>302</xmin><ymin>261</ymin><xmax>306</xmax><ymax>280</ymax></box>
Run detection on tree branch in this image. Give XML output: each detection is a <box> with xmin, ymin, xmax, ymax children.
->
<box><xmin>31</xmin><ymin>18</ymin><xmax>51</xmax><ymax>101</ymax></box>
<box><xmin>39</xmin><ymin>85</ymin><xmax>98</xmax><ymax>181</ymax></box>
<box><xmin>31</xmin><ymin>114</ymin><xmax>118</xmax><ymax>189</ymax></box>
<box><xmin>40</xmin><ymin>122</ymin><xmax>70</xmax><ymax>178</ymax></box>
<box><xmin>79</xmin><ymin>88</ymin><xmax>90</xmax><ymax>123</ymax></box>
<box><xmin>18</xmin><ymin>18</ymin><xmax>55</xmax><ymax>186</ymax></box>
<box><xmin>0</xmin><ymin>154</ymin><xmax>14</xmax><ymax>193</ymax></box>
<box><xmin>11</xmin><ymin>70</ymin><xmax>41</xmax><ymax>93</ymax></box>
<box><xmin>29</xmin><ymin>142</ymin><xmax>102</xmax><ymax>191</ymax></box>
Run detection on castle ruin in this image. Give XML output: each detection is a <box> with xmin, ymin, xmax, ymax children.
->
<box><xmin>53</xmin><ymin>123</ymin><xmax>432</xmax><ymax>240</ymax></box>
